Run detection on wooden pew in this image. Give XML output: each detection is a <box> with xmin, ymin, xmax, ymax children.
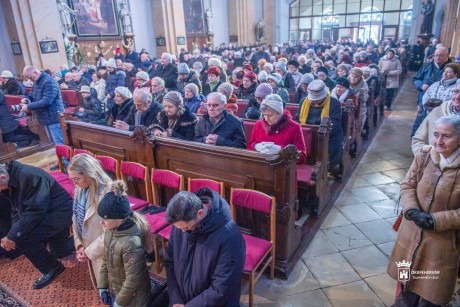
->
<box><xmin>0</xmin><ymin>95</ymin><xmax>53</xmax><ymax>162</ymax></box>
<box><xmin>61</xmin><ymin>90</ymin><xmax>81</xmax><ymax>113</ymax></box>
<box><xmin>364</xmin><ymin>84</ymin><xmax>375</xmax><ymax>139</ymax></box>
<box><xmin>341</xmin><ymin>101</ymin><xmax>354</xmax><ymax>178</ymax></box>
<box><xmin>236</xmin><ymin>99</ymin><xmax>249</xmax><ymax>118</ymax></box>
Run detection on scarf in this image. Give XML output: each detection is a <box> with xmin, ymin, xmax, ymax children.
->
<box><xmin>299</xmin><ymin>93</ymin><xmax>331</xmax><ymax>124</ymax></box>
<box><xmin>451</xmin><ymin>104</ymin><xmax>460</xmax><ymax>116</ymax></box>
<box><xmin>331</xmin><ymin>88</ymin><xmax>349</xmax><ymax>103</ymax></box>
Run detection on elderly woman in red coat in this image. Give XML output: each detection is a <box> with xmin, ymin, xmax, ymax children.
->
<box><xmin>388</xmin><ymin>115</ymin><xmax>460</xmax><ymax>306</ymax></box>
<box><xmin>247</xmin><ymin>93</ymin><xmax>306</xmax><ymax>164</ymax></box>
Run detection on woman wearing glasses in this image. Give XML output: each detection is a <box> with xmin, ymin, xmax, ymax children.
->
<box><xmin>67</xmin><ymin>154</ymin><xmax>112</xmax><ymax>288</ymax></box>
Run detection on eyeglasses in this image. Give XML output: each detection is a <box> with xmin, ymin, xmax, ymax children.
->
<box><xmin>69</xmin><ymin>176</ymin><xmax>82</xmax><ymax>183</ymax></box>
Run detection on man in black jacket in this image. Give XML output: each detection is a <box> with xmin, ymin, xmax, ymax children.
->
<box><xmin>113</xmin><ymin>90</ymin><xmax>162</xmax><ymax>131</ymax></box>
<box><xmin>0</xmin><ymin>162</ymin><xmax>74</xmax><ymax>289</ymax></box>
<box><xmin>152</xmin><ymin>52</ymin><xmax>178</xmax><ymax>91</ymax></box>
<box><xmin>164</xmin><ymin>188</ymin><xmax>245</xmax><ymax>307</ymax></box>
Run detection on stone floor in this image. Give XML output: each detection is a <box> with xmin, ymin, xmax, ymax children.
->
<box><xmin>238</xmin><ymin>77</ymin><xmax>419</xmax><ymax>307</ymax></box>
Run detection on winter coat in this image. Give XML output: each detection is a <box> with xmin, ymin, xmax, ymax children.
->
<box><xmin>176</xmin><ymin>70</ymin><xmax>202</xmax><ymax>96</ymax></box>
<box><xmin>105</xmin><ymin>69</ymin><xmax>126</xmax><ymax>98</ymax></box>
<box><xmin>126</xmin><ymin>51</ymin><xmax>140</xmax><ymax>68</ymax></box>
<box><xmin>247</xmin><ymin>110</ymin><xmax>306</xmax><ymax>164</ymax></box>
<box><xmin>2</xmin><ymin>161</ymin><xmax>72</xmax><ymax>244</ymax></box>
<box><xmin>111</xmin><ymin>98</ymin><xmax>133</xmax><ymax>125</ymax></box>
<box><xmin>91</xmin><ymin>79</ymin><xmax>107</xmax><ymax>104</ymax></box>
<box><xmin>153</xmin><ymin>63</ymin><xmax>178</xmax><ymax>91</ymax></box>
<box><xmin>323</xmin><ymin>77</ymin><xmax>336</xmax><ymax>92</ymax></box>
<box><xmin>165</xmin><ymin>188</ymin><xmax>245</xmax><ymax>307</ymax></box>
<box><xmin>124</xmin><ymin>102</ymin><xmax>163</xmax><ymax>131</ymax></box>
<box><xmin>411</xmin><ymin>100</ymin><xmax>456</xmax><ymax>155</ymax></box>
<box><xmin>67</xmin><ymin>77</ymin><xmax>90</xmax><ymax>91</ymax></box>
<box><xmin>1</xmin><ymin>78</ymin><xmax>23</xmax><ymax>95</ymax></box>
<box><xmin>291</xmin><ymin>72</ymin><xmax>303</xmax><ymax>87</ymax></box>
<box><xmin>295</xmin><ymin>87</ymin><xmax>308</xmax><ymax>105</ymax></box>
<box><xmin>281</xmin><ymin>72</ymin><xmax>296</xmax><ymax>92</ymax></box>
<box><xmin>155</xmin><ymin>106</ymin><xmax>198</xmax><ymax>141</ymax></box>
<box><xmin>79</xmin><ymin>88</ymin><xmax>103</xmax><ymax>122</ymax></box>
<box><xmin>152</xmin><ymin>90</ymin><xmax>167</xmax><ymax>105</ymax></box>
<box><xmin>73</xmin><ymin>184</ymin><xmax>110</xmax><ymax>288</ymax></box>
<box><xmin>184</xmin><ymin>96</ymin><xmax>203</xmax><ymax>114</ymax></box>
<box><xmin>422</xmin><ymin>77</ymin><xmax>457</xmax><ymax>106</ymax></box>
<box><xmin>0</xmin><ymin>92</ymin><xmax>19</xmax><ymax>134</ymax></box>
<box><xmin>354</xmin><ymin>58</ymin><xmax>372</xmax><ymax>68</ymax></box>
<box><xmin>26</xmin><ymin>72</ymin><xmax>63</xmax><ymax>125</ymax></box>
<box><xmin>413</xmin><ymin>59</ymin><xmax>452</xmax><ymax>106</ymax></box>
<box><xmin>202</xmin><ymin>80</ymin><xmax>222</xmax><ymax>97</ymax></box>
<box><xmin>194</xmin><ymin>109</ymin><xmax>247</xmax><ymax>148</ymax></box>
<box><xmin>379</xmin><ymin>57</ymin><xmax>402</xmax><ymax>89</ymax></box>
<box><xmin>299</xmin><ymin>64</ymin><xmax>312</xmax><ymax>74</ymax></box>
<box><xmin>98</xmin><ymin>219</ymin><xmax>151</xmax><ymax>307</ymax></box>
<box><xmin>388</xmin><ymin>146</ymin><xmax>460</xmax><ymax>305</ymax></box>
<box><xmin>236</xmin><ymin>82</ymin><xmax>257</xmax><ymax>101</ymax></box>
<box><xmin>133</xmin><ymin>79</ymin><xmax>152</xmax><ymax>96</ymax></box>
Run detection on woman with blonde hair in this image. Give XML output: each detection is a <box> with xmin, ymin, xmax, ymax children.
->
<box><xmin>67</xmin><ymin>154</ymin><xmax>112</xmax><ymax>287</ymax></box>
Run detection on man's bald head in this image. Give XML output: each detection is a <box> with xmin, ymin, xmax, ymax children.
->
<box><xmin>23</xmin><ymin>66</ymin><xmax>40</xmax><ymax>82</ymax></box>
<box><xmin>434</xmin><ymin>47</ymin><xmax>449</xmax><ymax>66</ymax></box>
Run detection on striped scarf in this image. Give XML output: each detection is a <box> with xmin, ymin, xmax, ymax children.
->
<box><xmin>73</xmin><ymin>188</ymin><xmax>88</xmax><ymax>239</ymax></box>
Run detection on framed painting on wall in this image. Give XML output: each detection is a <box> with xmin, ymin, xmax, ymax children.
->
<box><xmin>183</xmin><ymin>0</ymin><xmax>204</xmax><ymax>33</ymax></box>
<box><xmin>11</xmin><ymin>42</ymin><xmax>22</xmax><ymax>55</ymax></box>
<box><xmin>39</xmin><ymin>40</ymin><xmax>59</xmax><ymax>53</ymax></box>
<box><xmin>68</xmin><ymin>0</ymin><xmax>120</xmax><ymax>38</ymax></box>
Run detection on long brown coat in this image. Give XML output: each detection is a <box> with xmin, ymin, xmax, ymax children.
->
<box><xmin>388</xmin><ymin>146</ymin><xmax>460</xmax><ymax>305</ymax></box>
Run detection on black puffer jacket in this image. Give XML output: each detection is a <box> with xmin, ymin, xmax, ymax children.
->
<box><xmin>0</xmin><ymin>92</ymin><xmax>19</xmax><ymax>134</ymax></box>
<box><xmin>152</xmin><ymin>63</ymin><xmax>178</xmax><ymax>91</ymax></box>
<box><xmin>155</xmin><ymin>106</ymin><xmax>197</xmax><ymax>141</ymax></box>
<box><xmin>80</xmin><ymin>88</ymin><xmax>103</xmax><ymax>122</ymax></box>
<box><xmin>2</xmin><ymin>78</ymin><xmax>23</xmax><ymax>95</ymax></box>
<box><xmin>124</xmin><ymin>102</ymin><xmax>163</xmax><ymax>131</ymax></box>
<box><xmin>111</xmin><ymin>98</ymin><xmax>133</xmax><ymax>125</ymax></box>
<box><xmin>176</xmin><ymin>70</ymin><xmax>202</xmax><ymax>96</ymax></box>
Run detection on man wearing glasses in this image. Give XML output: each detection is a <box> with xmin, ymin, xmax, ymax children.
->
<box><xmin>0</xmin><ymin>162</ymin><xmax>74</xmax><ymax>289</ymax></box>
<box><xmin>194</xmin><ymin>92</ymin><xmax>246</xmax><ymax>148</ymax></box>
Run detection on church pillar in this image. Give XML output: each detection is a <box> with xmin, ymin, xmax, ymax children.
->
<box><xmin>439</xmin><ymin>0</ymin><xmax>458</xmax><ymax>55</ymax></box>
<box><xmin>264</xmin><ymin>0</ymin><xmax>276</xmax><ymax>46</ymax></box>
<box><xmin>151</xmin><ymin>0</ymin><xmax>187</xmax><ymax>56</ymax></box>
<box><xmin>227</xmin><ymin>0</ymin><xmax>256</xmax><ymax>46</ymax></box>
<box><xmin>2</xmin><ymin>0</ymin><xmax>67</xmax><ymax>73</ymax></box>
<box><xmin>448</xmin><ymin>0</ymin><xmax>460</xmax><ymax>57</ymax></box>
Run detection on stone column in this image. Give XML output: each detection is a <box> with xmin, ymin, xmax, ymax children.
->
<box><xmin>263</xmin><ymin>0</ymin><xmax>276</xmax><ymax>46</ymax></box>
<box><xmin>227</xmin><ymin>0</ymin><xmax>256</xmax><ymax>46</ymax></box>
<box><xmin>2</xmin><ymin>0</ymin><xmax>67</xmax><ymax>73</ymax></box>
<box><xmin>151</xmin><ymin>0</ymin><xmax>187</xmax><ymax>56</ymax></box>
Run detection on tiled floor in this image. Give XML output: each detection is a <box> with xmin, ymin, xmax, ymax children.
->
<box><xmin>240</xmin><ymin>76</ymin><xmax>420</xmax><ymax>306</ymax></box>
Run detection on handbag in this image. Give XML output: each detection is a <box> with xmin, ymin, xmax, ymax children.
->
<box><xmin>392</xmin><ymin>152</ymin><xmax>431</xmax><ymax>231</ymax></box>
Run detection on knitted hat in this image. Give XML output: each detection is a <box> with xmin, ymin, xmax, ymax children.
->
<box><xmin>163</xmin><ymin>91</ymin><xmax>183</xmax><ymax>107</ymax></box>
<box><xmin>300</xmin><ymin>73</ymin><xmax>314</xmax><ymax>85</ymax></box>
<box><xmin>261</xmin><ymin>94</ymin><xmax>283</xmax><ymax>115</ymax></box>
<box><xmin>115</xmin><ymin>86</ymin><xmax>132</xmax><ymax>99</ymax></box>
<box><xmin>264</xmin><ymin>63</ymin><xmax>273</xmax><ymax>72</ymax></box>
<box><xmin>361</xmin><ymin>66</ymin><xmax>371</xmax><ymax>75</ymax></box>
<box><xmin>243</xmin><ymin>64</ymin><xmax>253</xmax><ymax>71</ymax></box>
<box><xmin>287</xmin><ymin>60</ymin><xmax>300</xmax><ymax>68</ymax></box>
<box><xmin>136</xmin><ymin>71</ymin><xmax>149</xmax><ymax>81</ymax></box>
<box><xmin>255</xmin><ymin>83</ymin><xmax>273</xmax><ymax>99</ymax></box>
<box><xmin>307</xmin><ymin>80</ymin><xmax>327</xmax><ymax>101</ymax></box>
<box><xmin>386</xmin><ymin>48</ymin><xmax>396</xmax><ymax>55</ymax></box>
<box><xmin>178</xmin><ymin>63</ymin><xmax>190</xmax><ymax>74</ymax></box>
<box><xmin>0</xmin><ymin>71</ymin><xmax>14</xmax><ymax>78</ymax></box>
<box><xmin>208</xmin><ymin>57</ymin><xmax>222</xmax><ymax>68</ymax></box>
<box><xmin>106</xmin><ymin>58</ymin><xmax>117</xmax><ymax>68</ymax></box>
<box><xmin>275</xmin><ymin>61</ymin><xmax>287</xmax><ymax>73</ymax></box>
<box><xmin>317</xmin><ymin>66</ymin><xmax>329</xmax><ymax>75</ymax></box>
<box><xmin>97</xmin><ymin>181</ymin><xmax>132</xmax><ymax>220</ymax></box>
<box><xmin>184</xmin><ymin>83</ymin><xmax>199</xmax><ymax>97</ymax></box>
<box><xmin>243</xmin><ymin>71</ymin><xmax>257</xmax><ymax>82</ymax></box>
<box><xmin>267</xmin><ymin>73</ymin><xmax>282</xmax><ymax>85</ymax></box>
<box><xmin>52</xmin><ymin>71</ymin><xmax>62</xmax><ymax>78</ymax></box>
<box><xmin>358</xmin><ymin>51</ymin><xmax>367</xmax><ymax>57</ymax></box>
<box><xmin>217</xmin><ymin>83</ymin><xmax>234</xmax><ymax>99</ymax></box>
<box><xmin>80</xmin><ymin>85</ymin><xmax>91</xmax><ymax>93</ymax></box>
<box><xmin>207</xmin><ymin>66</ymin><xmax>221</xmax><ymax>76</ymax></box>
<box><xmin>258</xmin><ymin>71</ymin><xmax>268</xmax><ymax>82</ymax></box>
<box><xmin>349</xmin><ymin>67</ymin><xmax>363</xmax><ymax>79</ymax></box>
<box><xmin>192</xmin><ymin>61</ymin><xmax>203</xmax><ymax>72</ymax></box>
<box><xmin>336</xmin><ymin>64</ymin><xmax>350</xmax><ymax>74</ymax></box>
<box><xmin>335</xmin><ymin>77</ymin><xmax>350</xmax><ymax>89</ymax></box>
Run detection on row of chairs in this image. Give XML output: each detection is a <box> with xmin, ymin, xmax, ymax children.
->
<box><xmin>53</xmin><ymin>145</ymin><xmax>275</xmax><ymax>307</ymax></box>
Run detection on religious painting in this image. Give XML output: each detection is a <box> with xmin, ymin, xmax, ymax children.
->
<box><xmin>68</xmin><ymin>0</ymin><xmax>120</xmax><ymax>37</ymax></box>
<box><xmin>183</xmin><ymin>0</ymin><xmax>204</xmax><ymax>33</ymax></box>
<box><xmin>39</xmin><ymin>40</ymin><xmax>59</xmax><ymax>54</ymax></box>
<box><xmin>11</xmin><ymin>42</ymin><xmax>22</xmax><ymax>55</ymax></box>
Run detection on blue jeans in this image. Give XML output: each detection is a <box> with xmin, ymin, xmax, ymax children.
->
<box><xmin>45</xmin><ymin>123</ymin><xmax>64</xmax><ymax>145</ymax></box>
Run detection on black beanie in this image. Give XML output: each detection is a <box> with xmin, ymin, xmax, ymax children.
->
<box><xmin>335</xmin><ymin>77</ymin><xmax>350</xmax><ymax>89</ymax></box>
<box><xmin>97</xmin><ymin>181</ymin><xmax>133</xmax><ymax>219</ymax></box>
<box><xmin>317</xmin><ymin>66</ymin><xmax>329</xmax><ymax>75</ymax></box>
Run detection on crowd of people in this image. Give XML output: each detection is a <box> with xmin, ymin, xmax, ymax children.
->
<box><xmin>1</xmin><ymin>36</ymin><xmax>460</xmax><ymax>306</ymax></box>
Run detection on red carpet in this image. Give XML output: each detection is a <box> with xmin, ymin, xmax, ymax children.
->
<box><xmin>0</xmin><ymin>254</ymin><xmax>102</xmax><ymax>306</ymax></box>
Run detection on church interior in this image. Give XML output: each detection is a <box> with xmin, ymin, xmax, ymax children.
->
<box><xmin>1</xmin><ymin>0</ymin><xmax>460</xmax><ymax>306</ymax></box>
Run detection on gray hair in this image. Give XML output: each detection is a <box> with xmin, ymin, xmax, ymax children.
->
<box><xmin>434</xmin><ymin>115</ymin><xmax>460</xmax><ymax>135</ymax></box>
<box><xmin>152</xmin><ymin>76</ymin><xmax>165</xmax><ymax>87</ymax></box>
<box><xmin>161</xmin><ymin>52</ymin><xmax>172</xmax><ymax>63</ymax></box>
<box><xmin>207</xmin><ymin>92</ymin><xmax>226</xmax><ymax>105</ymax></box>
<box><xmin>133</xmin><ymin>90</ymin><xmax>152</xmax><ymax>105</ymax></box>
<box><xmin>166</xmin><ymin>191</ymin><xmax>203</xmax><ymax>223</ymax></box>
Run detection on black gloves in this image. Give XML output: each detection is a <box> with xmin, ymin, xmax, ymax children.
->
<box><xmin>99</xmin><ymin>289</ymin><xmax>112</xmax><ymax>305</ymax></box>
<box><xmin>404</xmin><ymin>209</ymin><xmax>434</xmax><ymax>230</ymax></box>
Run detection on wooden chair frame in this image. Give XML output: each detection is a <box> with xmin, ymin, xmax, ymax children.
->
<box><xmin>230</xmin><ymin>188</ymin><xmax>276</xmax><ymax>307</ymax></box>
<box><xmin>96</xmin><ymin>155</ymin><xmax>121</xmax><ymax>180</ymax></box>
<box><xmin>73</xmin><ymin>148</ymin><xmax>94</xmax><ymax>157</ymax></box>
<box><xmin>187</xmin><ymin>177</ymin><xmax>225</xmax><ymax>196</ymax></box>
<box><xmin>55</xmin><ymin>144</ymin><xmax>73</xmax><ymax>173</ymax></box>
<box><xmin>120</xmin><ymin>161</ymin><xmax>152</xmax><ymax>204</ymax></box>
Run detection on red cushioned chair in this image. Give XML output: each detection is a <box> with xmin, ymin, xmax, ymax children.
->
<box><xmin>96</xmin><ymin>155</ymin><xmax>120</xmax><ymax>180</ymax></box>
<box><xmin>49</xmin><ymin>144</ymin><xmax>74</xmax><ymax>197</ymax></box>
<box><xmin>158</xmin><ymin>178</ymin><xmax>225</xmax><ymax>268</ymax></box>
<box><xmin>120</xmin><ymin>161</ymin><xmax>151</xmax><ymax>211</ymax></box>
<box><xmin>55</xmin><ymin>144</ymin><xmax>73</xmax><ymax>173</ymax></box>
<box><xmin>73</xmin><ymin>149</ymin><xmax>94</xmax><ymax>157</ymax></box>
<box><xmin>230</xmin><ymin>188</ymin><xmax>276</xmax><ymax>307</ymax></box>
<box><xmin>147</xmin><ymin>168</ymin><xmax>184</xmax><ymax>273</ymax></box>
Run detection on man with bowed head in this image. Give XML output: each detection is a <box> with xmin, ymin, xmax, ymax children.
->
<box><xmin>194</xmin><ymin>92</ymin><xmax>247</xmax><ymax>148</ymax></box>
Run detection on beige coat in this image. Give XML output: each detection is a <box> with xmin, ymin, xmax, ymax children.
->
<box><xmin>387</xmin><ymin>146</ymin><xmax>460</xmax><ymax>305</ymax></box>
<box><xmin>379</xmin><ymin>56</ymin><xmax>402</xmax><ymax>89</ymax></box>
<box><xmin>411</xmin><ymin>100</ymin><xmax>454</xmax><ymax>155</ymax></box>
<box><xmin>73</xmin><ymin>185</ymin><xmax>110</xmax><ymax>287</ymax></box>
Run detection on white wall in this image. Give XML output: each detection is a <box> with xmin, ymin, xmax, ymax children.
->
<box><xmin>129</xmin><ymin>0</ymin><xmax>157</xmax><ymax>57</ymax></box>
<box><xmin>276</xmin><ymin>0</ymin><xmax>290</xmax><ymax>44</ymax></box>
<box><xmin>209</xmin><ymin>0</ymin><xmax>229</xmax><ymax>47</ymax></box>
<box><xmin>0</xmin><ymin>3</ymin><xmax>16</xmax><ymax>75</ymax></box>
